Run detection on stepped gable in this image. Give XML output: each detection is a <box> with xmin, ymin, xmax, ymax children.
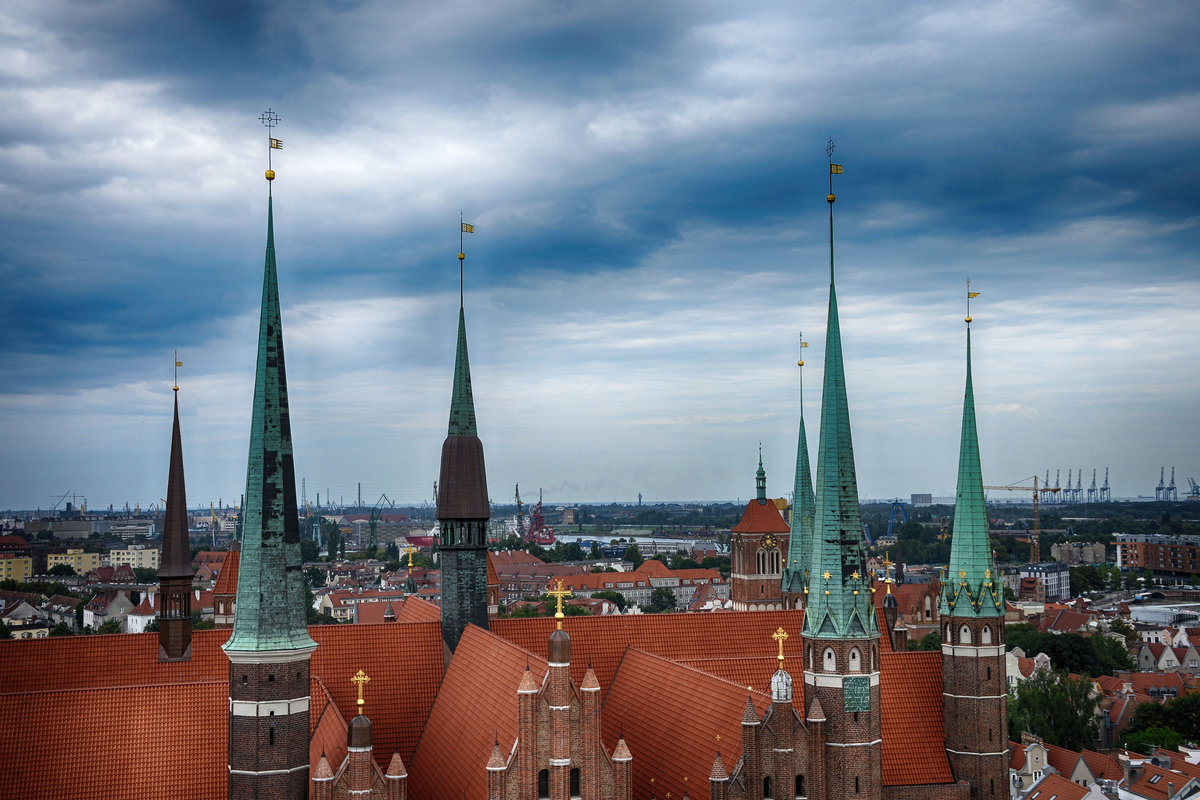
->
<box><xmin>676</xmin><ymin>656</ymin><xmax>804</xmax><ymax>713</ymax></box>
<box><xmin>491</xmin><ymin>609</ymin><xmax>804</xmax><ymax>691</ymax></box>
<box><xmin>409</xmin><ymin>624</ymin><xmax>547</xmax><ymax>800</ymax></box>
<box><xmin>602</xmin><ymin>647</ymin><xmax>770</xmax><ymax>800</ymax></box>
<box><xmin>878</xmin><ymin>651</ymin><xmax>955</xmax><ymax>786</ymax></box>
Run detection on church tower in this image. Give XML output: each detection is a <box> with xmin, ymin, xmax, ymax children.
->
<box><xmin>157</xmin><ymin>375</ymin><xmax>192</xmax><ymax>662</ymax></box>
<box><xmin>730</xmin><ymin>453</ymin><xmax>790</xmax><ymax>611</ymax></box>
<box><xmin>437</xmin><ymin>229</ymin><xmax>491</xmax><ymax>654</ymax></box>
<box><xmin>800</xmin><ymin>149</ymin><xmax>882</xmax><ymax>800</ymax></box>
<box><xmin>223</xmin><ymin>112</ymin><xmax>318</xmax><ymax>800</ymax></box>
<box><xmin>940</xmin><ymin>287</ymin><xmax>1008</xmax><ymax>800</ymax></box>
<box><xmin>782</xmin><ymin>336</ymin><xmax>814</xmax><ymax>609</ymax></box>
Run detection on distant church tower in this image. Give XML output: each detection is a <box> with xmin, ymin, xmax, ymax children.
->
<box><xmin>437</xmin><ymin>236</ymin><xmax>491</xmax><ymax>654</ymax></box>
<box><xmin>730</xmin><ymin>453</ymin><xmax>790</xmax><ymax>611</ymax></box>
<box><xmin>800</xmin><ymin>152</ymin><xmax>883</xmax><ymax>800</ymax></box>
<box><xmin>157</xmin><ymin>379</ymin><xmax>192</xmax><ymax>662</ymax></box>
<box><xmin>223</xmin><ymin>120</ymin><xmax>318</xmax><ymax>800</ymax></box>
<box><xmin>940</xmin><ymin>291</ymin><xmax>1008</xmax><ymax>800</ymax></box>
<box><xmin>782</xmin><ymin>337</ymin><xmax>814</xmax><ymax>610</ymax></box>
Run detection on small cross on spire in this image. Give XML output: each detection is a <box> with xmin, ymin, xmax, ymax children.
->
<box><xmin>547</xmin><ymin>579</ymin><xmax>573</xmax><ymax>630</ymax></box>
<box><xmin>772</xmin><ymin>626</ymin><xmax>788</xmax><ymax>666</ymax></box>
<box><xmin>351</xmin><ymin>669</ymin><xmax>371</xmax><ymax>716</ymax></box>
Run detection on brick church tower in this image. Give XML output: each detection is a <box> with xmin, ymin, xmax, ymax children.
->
<box><xmin>782</xmin><ymin>338</ymin><xmax>814</xmax><ymax>610</ymax></box>
<box><xmin>730</xmin><ymin>454</ymin><xmax>790</xmax><ymax>611</ymax></box>
<box><xmin>939</xmin><ymin>302</ymin><xmax>1008</xmax><ymax>800</ymax></box>
<box><xmin>222</xmin><ymin>141</ymin><xmax>318</xmax><ymax>800</ymax></box>
<box><xmin>800</xmin><ymin>156</ymin><xmax>883</xmax><ymax>800</ymax></box>
<box><xmin>437</xmin><ymin>242</ymin><xmax>491</xmax><ymax>655</ymax></box>
<box><xmin>157</xmin><ymin>382</ymin><xmax>192</xmax><ymax>662</ymax></box>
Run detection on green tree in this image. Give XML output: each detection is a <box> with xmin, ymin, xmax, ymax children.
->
<box><xmin>301</xmin><ymin>539</ymin><xmax>321</xmax><ymax>563</ymax></box>
<box><xmin>1110</xmin><ymin>617</ymin><xmax>1137</xmax><ymax>646</ymax></box>
<box><xmin>564</xmin><ymin>542</ymin><xmax>586</xmax><ymax>562</ymax></box>
<box><xmin>49</xmin><ymin>621</ymin><xmax>75</xmax><ymax>636</ymax></box>
<box><xmin>96</xmin><ymin>618</ymin><xmax>123</xmax><ymax>635</ymax></box>
<box><xmin>908</xmin><ymin>631</ymin><xmax>942</xmax><ymax>651</ymax></box>
<box><xmin>589</xmin><ymin>542</ymin><xmax>602</xmax><ymax>560</ymax></box>
<box><xmin>305</xmin><ymin>566</ymin><xmax>326</xmax><ymax>588</ymax></box>
<box><xmin>47</xmin><ymin>563</ymin><xmax>76</xmax><ymax>577</ymax></box>
<box><xmin>623</xmin><ymin>545</ymin><xmax>643</xmax><ymax>569</ymax></box>
<box><xmin>647</xmin><ymin>586</ymin><xmax>676</xmax><ymax>613</ymax></box>
<box><xmin>133</xmin><ymin>567</ymin><xmax>158</xmax><ymax>583</ymax></box>
<box><xmin>592</xmin><ymin>590</ymin><xmax>627</xmax><ymax>612</ymax></box>
<box><xmin>669</xmin><ymin>555</ymin><xmax>702</xmax><ymax>570</ymax></box>
<box><xmin>0</xmin><ymin>620</ymin><xmax>11</xmax><ymax>639</ymax></box>
<box><xmin>1008</xmin><ymin>670</ymin><xmax>1099</xmax><ymax>750</ymax></box>
<box><xmin>1123</xmin><ymin>725</ymin><xmax>1183</xmax><ymax>755</ymax></box>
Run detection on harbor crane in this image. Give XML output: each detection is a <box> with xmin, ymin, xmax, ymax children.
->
<box><xmin>983</xmin><ymin>476</ymin><xmax>1059</xmax><ymax>563</ymax></box>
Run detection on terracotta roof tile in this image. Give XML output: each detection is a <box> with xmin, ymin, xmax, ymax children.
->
<box><xmin>1009</xmin><ymin>740</ymin><xmax>1026</xmax><ymax>770</ymax></box>
<box><xmin>1025</xmin><ymin>773</ymin><xmax>1089</xmax><ymax>800</ymax></box>
<box><xmin>410</xmin><ymin>624</ymin><xmax>547</xmax><ymax>800</ymax></box>
<box><xmin>309</xmin><ymin>677</ymin><xmax>349</xmax><ymax>776</ymax></box>
<box><xmin>211</xmin><ymin>548</ymin><xmax>239</xmax><ymax>596</ymax></box>
<box><xmin>677</xmin><ymin>656</ymin><xmax>804</xmax><ymax>713</ymax></box>
<box><xmin>879</xmin><ymin>651</ymin><xmax>955</xmax><ymax>786</ymax></box>
<box><xmin>730</xmin><ymin>499</ymin><xmax>790</xmax><ymax>534</ymax></box>
<box><xmin>386</xmin><ymin>750</ymin><xmax>407</xmax><ymax>778</ymax></box>
<box><xmin>394</xmin><ymin>595</ymin><xmax>441</xmax><ymax>623</ymax></box>
<box><xmin>1080</xmin><ymin>748</ymin><xmax>1122</xmax><ymax>781</ymax></box>
<box><xmin>491</xmin><ymin>609</ymin><xmax>805</xmax><ymax>692</ymax></box>
<box><xmin>603</xmin><ymin>647</ymin><xmax>771</xmax><ymax>800</ymax></box>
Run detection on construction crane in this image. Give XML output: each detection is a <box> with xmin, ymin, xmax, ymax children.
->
<box><xmin>984</xmin><ymin>476</ymin><xmax>1059</xmax><ymax>563</ymax></box>
<box><xmin>885</xmin><ymin>500</ymin><xmax>908</xmax><ymax>539</ymax></box>
<box><xmin>1187</xmin><ymin>478</ymin><xmax>1200</xmax><ymax>502</ymax></box>
<box><xmin>1101</xmin><ymin>468</ymin><xmax>1112</xmax><ymax>502</ymax></box>
<box><xmin>1075</xmin><ymin>469</ymin><xmax>1083</xmax><ymax>504</ymax></box>
<box><xmin>369</xmin><ymin>493</ymin><xmax>394</xmax><ymax>553</ymax></box>
<box><xmin>1168</xmin><ymin>468</ymin><xmax>1179</xmax><ymax>502</ymax></box>
<box><xmin>1066</xmin><ymin>469</ymin><xmax>1074</xmax><ymax>504</ymax></box>
<box><xmin>514</xmin><ymin>484</ymin><xmax>526</xmax><ymax>538</ymax></box>
<box><xmin>1157</xmin><ymin>467</ymin><xmax>1166</xmax><ymax>501</ymax></box>
<box><xmin>1087</xmin><ymin>469</ymin><xmax>1098</xmax><ymax>504</ymax></box>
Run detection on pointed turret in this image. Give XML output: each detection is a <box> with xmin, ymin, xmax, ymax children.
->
<box><xmin>437</xmin><ymin>243</ymin><xmax>491</xmax><ymax>654</ymax></box>
<box><xmin>157</xmin><ymin>388</ymin><xmax>192</xmax><ymax>661</ymax></box>
<box><xmin>783</xmin><ymin>338</ymin><xmax>815</xmax><ymax>602</ymax></box>
<box><xmin>940</xmin><ymin>326</ymin><xmax>1004</xmax><ymax>618</ymax></box>
<box><xmin>801</xmin><ymin>266</ymin><xmax>874</xmax><ymax>639</ymax></box>
<box><xmin>225</xmin><ymin>116</ymin><xmax>316</xmax><ymax>800</ymax></box>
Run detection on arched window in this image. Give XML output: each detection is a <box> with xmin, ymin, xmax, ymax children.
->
<box><xmin>849</xmin><ymin>647</ymin><xmax>861</xmax><ymax>672</ymax></box>
<box><xmin>538</xmin><ymin>770</ymin><xmax>549</xmax><ymax>800</ymax></box>
<box><xmin>959</xmin><ymin>624</ymin><xmax>971</xmax><ymax>645</ymax></box>
<box><xmin>982</xmin><ymin>625</ymin><xmax>993</xmax><ymax>644</ymax></box>
<box><xmin>764</xmin><ymin>776</ymin><xmax>773</xmax><ymax>799</ymax></box>
<box><xmin>924</xmin><ymin>595</ymin><xmax>932</xmax><ymax>620</ymax></box>
<box><xmin>757</xmin><ymin>549</ymin><xmax>767</xmax><ymax>574</ymax></box>
<box><xmin>808</xmin><ymin>645</ymin><xmax>814</xmax><ymax>669</ymax></box>
<box><xmin>823</xmin><ymin>648</ymin><xmax>836</xmax><ymax>672</ymax></box>
<box><xmin>770</xmin><ymin>549</ymin><xmax>781</xmax><ymax>573</ymax></box>
<box><xmin>570</xmin><ymin>768</ymin><xmax>581</xmax><ymax>799</ymax></box>
<box><xmin>946</xmin><ymin>624</ymin><xmax>952</xmax><ymax>640</ymax></box>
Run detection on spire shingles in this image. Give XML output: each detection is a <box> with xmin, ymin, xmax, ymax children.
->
<box><xmin>157</xmin><ymin>390</ymin><xmax>192</xmax><ymax>661</ymax></box>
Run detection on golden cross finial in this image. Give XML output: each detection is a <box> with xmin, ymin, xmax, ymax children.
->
<box><xmin>405</xmin><ymin>542</ymin><xmax>416</xmax><ymax>572</ymax></box>
<box><xmin>715</xmin><ymin>734</ymin><xmax>721</xmax><ymax>744</ymax></box>
<box><xmin>351</xmin><ymin>669</ymin><xmax>370</xmax><ymax>716</ymax></box>
<box><xmin>547</xmin><ymin>579</ymin><xmax>573</xmax><ymax>630</ymax></box>
<box><xmin>882</xmin><ymin>553</ymin><xmax>894</xmax><ymax>594</ymax></box>
<box><xmin>772</xmin><ymin>626</ymin><xmax>788</xmax><ymax>666</ymax></box>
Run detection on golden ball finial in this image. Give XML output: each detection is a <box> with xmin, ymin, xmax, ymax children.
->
<box><xmin>965</xmin><ymin>316</ymin><xmax>972</xmax><ymax>324</ymax></box>
<box><xmin>797</xmin><ymin>359</ymin><xmax>804</xmax><ymax>367</ymax></box>
<box><xmin>458</xmin><ymin>252</ymin><xmax>465</xmax><ymax>261</ymax></box>
<box><xmin>826</xmin><ymin>193</ymin><xmax>836</xmax><ymax>203</ymax></box>
<box><xmin>265</xmin><ymin>169</ymin><xmax>275</xmax><ymax>181</ymax></box>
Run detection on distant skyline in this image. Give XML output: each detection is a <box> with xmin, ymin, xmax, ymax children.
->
<box><xmin>2</xmin><ymin>1</ymin><xmax>1198</xmax><ymax>511</ymax></box>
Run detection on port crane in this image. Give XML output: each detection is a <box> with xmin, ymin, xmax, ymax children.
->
<box><xmin>983</xmin><ymin>476</ymin><xmax>1059</xmax><ymax>563</ymax></box>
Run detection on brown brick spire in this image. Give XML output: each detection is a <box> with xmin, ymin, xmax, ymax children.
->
<box><xmin>157</xmin><ymin>389</ymin><xmax>192</xmax><ymax>661</ymax></box>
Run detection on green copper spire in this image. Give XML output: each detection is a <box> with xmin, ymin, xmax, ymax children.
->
<box><xmin>803</xmin><ymin>155</ymin><xmax>876</xmax><ymax>641</ymax></box>
<box><xmin>784</xmin><ymin>340</ymin><xmax>815</xmax><ymax>596</ymax></box>
<box><xmin>224</xmin><ymin>191</ymin><xmax>317</xmax><ymax>654</ymax></box>
<box><xmin>447</xmin><ymin>306</ymin><xmax>478</xmax><ymax>437</ymax></box>
<box><xmin>941</xmin><ymin>324</ymin><xmax>1004</xmax><ymax>618</ymax></box>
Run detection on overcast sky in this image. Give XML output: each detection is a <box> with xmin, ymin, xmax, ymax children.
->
<box><xmin>1</xmin><ymin>0</ymin><xmax>1198</xmax><ymax>512</ymax></box>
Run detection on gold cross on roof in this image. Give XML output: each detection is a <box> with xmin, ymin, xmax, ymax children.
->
<box><xmin>548</xmin><ymin>579</ymin><xmax>573</xmax><ymax>630</ymax></box>
<box><xmin>352</xmin><ymin>669</ymin><xmax>370</xmax><ymax>715</ymax></box>
<box><xmin>404</xmin><ymin>542</ymin><xmax>416</xmax><ymax>571</ymax></box>
<box><xmin>772</xmin><ymin>626</ymin><xmax>788</xmax><ymax>665</ymax></box>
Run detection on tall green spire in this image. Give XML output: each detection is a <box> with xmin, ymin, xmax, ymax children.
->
<box><xmin>224</xmin><ymin>191</ymin><xmax>317</xmax><ymax>654</ymax></box>
<box><xmin>784</xmin><ymin>342</ymin><xmax>814</xmax><ymax>595</ymax></box>
<box><xmin>802</xmin><ymin>152</ymin><xmax>875</xmax><ymax>640</ymax></box>
<box><xmin>447</xmin><ymin>306</ymin><xmax>477</xmax><ymax>437</ymax></box>
<box><xmin>941</xmin><ymin>324</ymin><xmax>1004</xmax><ymax>618</ymax></box>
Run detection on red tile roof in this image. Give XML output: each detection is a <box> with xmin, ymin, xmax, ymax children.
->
<box><xmin>677</xmin><ymin>656</ymin><xmax>804</xmax><ymax>712</ymax></box>
<box><xmin>1025</xmin><ymin>773</ymin><xmax>1089</xmax><ymax>800</ymax></box>
<box><xmin>309</xmin><ymin>676</ymin><xmax>349</xmax><ymax>776</ymax></box>
<box><xmin>491</xmin><ymin>609</ymin><xmax>805</xmax><ymax>691</ymax></box>
<box><xmin>731</xmin><ymin>498</ymin><xmax>790</xmax><ymax>534</ymax></box>
<box><xmin>879</xmin><ymin>651</ymin><xmax>955</xmax><ymax>786</ymax></box>
<box><xmin>211</xmin><ymin>547</ymin><xmax>239</xmax><ymax>596</ymax></box>
<box><xmin>489</xmin><ymin>550</ymin><xmax>546</xmax><ymax>567</ymax></box>
<box><xmin>395</xmin><ymin>595</ymin><xmax>441</xmax><ymax>623</ymax></box>
<box><xmin>410</xmin><ymin>624</ymin><xmax>546</xmax><ymax>800</ymax></box>
<box><xmin>1080</xmin><ymin>748</ymin><xmax>1122</xmax><ymax>781</ymax></box>
<box><xmin>603</xmin><ymin>647</ymin><xmax>771</xmax><ymax>800</ymax></box>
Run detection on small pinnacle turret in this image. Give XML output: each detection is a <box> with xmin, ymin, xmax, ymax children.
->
<box><xmin>783</xmin><ymin>335</ymin><xmax>815</xmax><ymax>600</ymax></box>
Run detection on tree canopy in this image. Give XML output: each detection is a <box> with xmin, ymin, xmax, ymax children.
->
<box><xmin>1005</xmin><ymin>623</ymin><xmax>1134</xmax><ymax>677</ymax></box>
<box><xmin>1008</xmin><ymin>669</ymin><xmax>1099</xmax><ymax>750</ymax></box>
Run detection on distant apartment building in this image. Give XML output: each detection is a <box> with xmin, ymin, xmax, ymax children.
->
<box><xmin>107</xmin><ymin>521</ymin><xmax>155</xmax><ymax>539</ymax></box>
<box><xmin>106</xmin><ymin>544</ymin><xmax>161</xmax><ymax>570</ymax></box>
<box><xmin>47</xmin><ymin>548</ymin><xmax>102</xmax><ymax>574</ymax></box>
<box><xmin>910</xmin><ymin>493</ymin><xmax>933</xmax><ymax>506</ymax></box>
<box><xmin>1050</xmin><ymin>541</ymin><xmax>1107</xmax><ymax>565</ymax></box>
<box><xmin>0</xmin><ymin>555</ymin><xmax>32</xmax><ymax>583</ymax></box>
<box><xmin>1115</xmin><ymin>533</ymin><xmax>1200</xmax><ymax>577</ymax></box>
<box><xmin>1020</xmin><ymin>562</ymin><xmax>1071</xmax><ymax>602</ymax></box>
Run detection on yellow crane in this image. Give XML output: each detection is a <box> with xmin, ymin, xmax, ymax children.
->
<box><xmin>983</xmin><ymin>476</ymin><xmax>1060</xmax><ymax>563</ymax></box>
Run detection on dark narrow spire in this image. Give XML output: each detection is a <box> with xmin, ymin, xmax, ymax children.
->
<box><xmin>223</xmin><ymin>188</ymin><xmax>316</xmax><ymax>654</ymax></box>
<box><xmin>803</xmin><ymin>151</ymin><xmax>875</xmax><ymax>640</ymax></box>
<box><xmin>158</xmin><ymin>386</ymin><xmax>192</xmax><ymax>661</ymax></box>
<box><xmin>942</xmin><ymin>296</ymin><xmax>1003</xmax><ymax>618</ymax></box>
<box><xmin>755</xmin><ymin>446</ymin><xmax>767</xmax><ymax>504</ymax></box>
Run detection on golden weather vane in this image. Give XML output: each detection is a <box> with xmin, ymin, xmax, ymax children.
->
<box><xmin>966</xmin><ymin>278</ymin><xmax>980</xmax><ymax>324</ymax></box>
<box><xmin>458</xmin><ymin>213</ymin><xmax>475</xmax><ymax>309</ymax></box>
<box><xmin>173</xmin><ymin>349</ymin><xmax>182</xmax><ymax>392</ymax></box>
<box><xmin>260</xmin><ymin>108</ymin><xmax>282</xmax><ymax>182</ymax></box>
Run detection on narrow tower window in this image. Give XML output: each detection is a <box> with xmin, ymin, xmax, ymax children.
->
<box><xmin>570</xmin><ymin>768</ymin><xmax>580</xmax><ymax>799</ymax></box>
<box><xmin>982</xmin><ymin>625</ymin><xmax>993</xmax><ymax>644</ymax></box>
<box><xmin>849</xmin><ymin>647</ymin><xmax>861</xmax><ymax>672</ymax></box>
<box><xmin>764</xmin><ymin>777</ymin><xmax>773</xmax><ymax>799</ymax></box>
<box><xmin>960</xmin><ymin>624</ymin><xmax>971</xmax><ymax>645</ymax></box>
<box><xmin>823</xmin><ymin>648</ymin><xmax>836</xmax><ymax>672</ymax></box>
<box><xmin>795</xmin><ymin>775</ymin><xmax>805</xmax><ymax>798</ymax></box>
<box><xmin>538</xmin><ymin>770</ymin><xmax>549</xmax><ymax>800</ymax></box>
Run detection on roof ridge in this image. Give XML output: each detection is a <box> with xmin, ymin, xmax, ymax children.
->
<box><xmin>623</xmin><ymin>646</ymin><xmax>772</xmax><ymax>700</ymax></box>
